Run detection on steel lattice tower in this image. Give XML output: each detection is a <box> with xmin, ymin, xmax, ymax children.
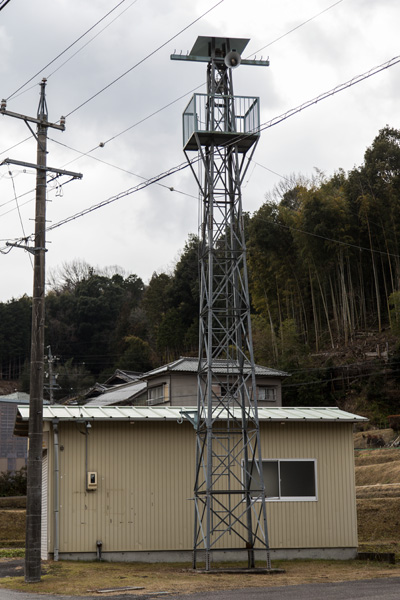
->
<box><xmin>172</xmin><ymin>37</ymin><xmax>270</xmax><ymax>571</ymax></box>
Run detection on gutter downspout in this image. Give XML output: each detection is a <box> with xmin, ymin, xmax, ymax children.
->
<box><xmin>53</xmin><ymin>420</ymin><xmax>60</xmax><ymax>561</ymax></box>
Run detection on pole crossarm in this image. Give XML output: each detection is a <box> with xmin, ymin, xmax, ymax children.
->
<box><xmin>1</xmin><ymin>157</ymin><xmax>82</xmax><ymax>179</ymax></box>
<box><xmin>170</xmin><ymin>54</ymin><xmax>269</xmax><ymax>67</ymax></box>
<box><xmin>0</xmin><ymin>106</ymin><xmax>65</xmax><ymax>130</ymax></box>
<box><xmin>5</xmin><ymin>241</ymin><xmax>46</xmax><ymax>255</ymax></box>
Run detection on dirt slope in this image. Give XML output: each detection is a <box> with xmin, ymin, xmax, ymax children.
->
<box><xmin>355</xmin><ymin>442</ymin><xmax>400</xmax><ymax>554</ymax></box>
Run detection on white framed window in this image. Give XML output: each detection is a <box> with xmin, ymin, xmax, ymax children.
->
<box><xmin>249</xmin><ymin>459</ymin><xmax>317</xmax><ymax>501</ymax></box>
<box><xmin>257</xmin><ymin>386</ymin><xmax>277</xmax><ymax>402</ymax></box>
<box><xmin>148</xmin><ymin>384</ymin><xmax>165</xmax><ymax>406</ymax></box>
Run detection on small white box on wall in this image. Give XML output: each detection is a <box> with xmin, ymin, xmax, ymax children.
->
<box><xmin>87</xmin><ymin>471</ymin><xmax>98</xmax><ymax>490</ymax></box>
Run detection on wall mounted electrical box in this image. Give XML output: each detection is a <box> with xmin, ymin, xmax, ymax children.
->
<box><xmin>87</xmin><ymin>471</ymin><xmax>98</xmax><ymax>491</ymax></box>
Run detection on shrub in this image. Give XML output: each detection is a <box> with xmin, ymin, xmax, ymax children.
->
<box><xmin>0</xmin><ymin>467</ymin><xmax>27</xmax><ymax>497</ymax></box>
<box><xmin>364</xmin><ymin>433</ymin><xmax>385</xmax><ymax>448</ymax></box>
<box><xmin>388</xmin><ymin>414</ymin><xmax>400</xmax><ymax>433</ymax></box>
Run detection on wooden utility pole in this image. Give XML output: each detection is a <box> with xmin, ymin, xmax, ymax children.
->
<box><xmin>1</xmin><ymin>79</ymin><xmax>82</xmax><ymax>582</ymax></box>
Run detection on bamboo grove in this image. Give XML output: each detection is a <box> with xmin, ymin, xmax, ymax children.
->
<box><xmin>248</xmin><ymin>126</ymin><xmax>400</xmax><ymax>366</ymax></box>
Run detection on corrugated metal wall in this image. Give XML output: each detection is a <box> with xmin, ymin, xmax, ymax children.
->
<box><xmin>48</xmin><ymin>419</ymin><xmax>357</xmax><ymax>555</ymax></box>
<box><xmin>56</xmin><ymin>421</ymin><xmax>194</xmax><ymax>554</ymax></box>
<box><xmin>259</xmin><ymin>422</ymin><xmax>357</xmax><ymax>549</ymax></box>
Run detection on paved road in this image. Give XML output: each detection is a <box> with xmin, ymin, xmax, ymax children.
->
<box><xmin>0</xmin><ymin>577</ymin><xmax>399</xmax><ymax>600</ymax></box>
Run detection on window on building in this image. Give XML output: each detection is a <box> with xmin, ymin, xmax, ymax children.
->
<box><xmin>148</xmin><ymin>384</ymin><xmax>165</xmax><ymax>406</ymax></box>
<box><xmin>248</xmin><ymin>459</ymin><xmax>317</xmax><ymax>501</ymax></box>
<box><xmin>257</xmin><ymin>386</ymin><xmax>277</xmax><ymax>402</ymax></box>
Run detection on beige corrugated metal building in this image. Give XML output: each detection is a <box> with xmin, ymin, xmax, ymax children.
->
<box><xmin>15</xmin><ymin>405</ymin><xmax>366</xmax><ymax>563</ymax></box>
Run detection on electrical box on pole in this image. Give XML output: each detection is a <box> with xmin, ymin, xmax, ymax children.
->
<box><xmin>172</xmin><ymin>37</ymin><xmax>271</xmax><ymax>571</ymax></box>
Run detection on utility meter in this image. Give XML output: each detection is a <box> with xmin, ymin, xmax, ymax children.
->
<box><xmin>87</xmin><ymin>471</ymin><xmax>98</xmax><ymax>491</ymax></box>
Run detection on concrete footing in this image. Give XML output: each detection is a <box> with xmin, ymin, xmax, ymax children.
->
<box><xmin>55</xmin><ymin>547</ymin><xmax>358</xmax><ymax>563</ymax></box>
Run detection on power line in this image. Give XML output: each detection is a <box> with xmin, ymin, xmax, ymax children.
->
<box><xmin>57</xmin><ymin>0</ymin><xmax>332</xmax><ymax>148</ymax></box>
<box><xmin>49</xmin><ymin>137</ymin><xmax>198</xmax><ymax>200</ymax></box>
<box><xmin>95</xmin><ymin>83</ymin><xmax>204</xmax><ymax>148</ymax></box>
<box><xmin>0</xmin><ymin>0</ymin><xmax>340</xmax><ymax>179</ymax></box>
<box><xmin>6</xmin><ymin>0</ymin><xmax>131</xmax><ymax>101</ymax></box>
<box><xmin>252</xmin><ymin>213</ymin><xmax>400</xmax><ymax>260</ymax></box>
<box><xmin>7</xmin><ymin>2</ymin><xmax>141</xmax><ymax>104</ymax></box>
<box><xmin>56</xmin><ymin>0</ymin><xmax>338</xmax><ymax>146</ymax></box>
<box><xmin>251</xmin><ymin>161</ymin><xmax>291</xmax><ymax>182</ymax></box>
<box><xmin>48</xmin><ymin>54</ymin><xmax>400</xmax><ymax>233</ymax></box>
<box><xmin>282</xmin><ymin>366</ymin><xmax>400</xmax><ymax>388</ymax></box>
<box><xmin>8</xmin><ymin>171</ymin><xmax>33</xmax><ymax>268</ymax></box>
<box><xmin>64</xmin><ymin>0</ymin><xmax>225</xmax><ymax>117</ymax></box>
<box><xmin>223</xmin><ymin>55</ymin><xmax>400</xmax><ymax>151</ymax></box>
<box><xmin>46</xmin><ymin>157</ymin><xmax>198</xmax><ymax>232</ymax></box>
<box><xmin>2</xmin><ymin>53</ymin><xmax>399</xmax><ymax>249</ymax></box>
<box><xmin>7</xmin><ymin>2</ymin><xmax>139</xmax><ymax>103</ymax></box>
<box><xmin>246</xmin><ymin>0</ymin><xmax>344</xmax><ymax>59</ymax></box>
<box><xmin>0</xmin><ymin>136</ymin><xmax>31</xmax><ymax>157</ymax></box>
<box><xmin>253</xmin><ymin>159</ymin><xmax>400</xmax><ymax>247</ymax></box>
<box><xmin>46</xmin><ymin>1</ymin><xmax>140</xmax><ymax>81</ymax></box>
<box><xmin>45</xmin><ymin>80</ymin><xmax>205</xmax><ymax>170</ymax></box>
<box><xmin>0</xmin><ymin>0</ymin><xmax>12</xmax><ymax>11</ymax></box>
<box><xmin>8</xmin><ymin>173</ymin><xmax>29</xmax><ymax>243</ymax></box>
<box><xmin>258</xmin><ymin>55</ymin><xmax>400</xmax><ymax>133</ymax></box>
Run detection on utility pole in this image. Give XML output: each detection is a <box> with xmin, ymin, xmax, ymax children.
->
<box><xmin>1</xmin><ymin>79</ymin><xmax>82</xmax><ymax>582</ymax></box>
<box><xmin>44</xmin><ymin>346</ymin><xmax>60</xmax><ymax>404</ymax></box>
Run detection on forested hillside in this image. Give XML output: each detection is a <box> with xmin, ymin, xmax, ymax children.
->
<box><xmin>1</xmin><ymin>126</ymin><xmax>400</xmax><ymax>419</ymax></box>
<box><xmin>249</xmin><ymin>126</ymin><xmax>400</xmax><ymax>359</ymax></box>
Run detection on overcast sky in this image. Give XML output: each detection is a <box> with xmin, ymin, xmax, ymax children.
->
<box><xmin>0</xmin><ymin>0</ymin><xmax>399</xmax><ymax>302</ymax></box>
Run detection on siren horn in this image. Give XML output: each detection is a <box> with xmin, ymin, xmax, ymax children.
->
<box><xmin>224</xmin><ymin>50</ymin><xmax>241</xmax><ymax>69</ymax></box>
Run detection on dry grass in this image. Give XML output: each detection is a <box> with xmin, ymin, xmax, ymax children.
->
<box><xmin>354</xmin><ymin>441</ymin><xmax>400</xmax><ymax>563</ymax></box>
<box><xmin>356</xmin><ymin>460</ymin><xmax>400</xmax><ymax>487</ymax></box>
<box><xmin>357</xmin><ymin>497</ymin><xmax>400</xmax><ymax>540</ymax></box>
<box><xmin>355</xmin><ymin>448</ymin><xmax>400</xmax><ymax>466</ymax></box>
<box><xmin>0</xmin><ymin>559</ymin><xmax>399</xmax><ymax>597</ymax></box>
<box><xmin>356</xmin><ymin>483</ymin><xmax>400</xmax><ymax>498</ymax></box>
<box><xmin>0</xmin><ymin>497</ymin><xmax>26</xmax><ymax>510</ymax></box>
<box><xmin>353</xmin><ymin>429</ymin><xmax>397</xmax><ymax>449</ymax></box>
<box><xmin>0</xmin><ymin>510</ymin><xmax>25</xmax><ymax>548</ymax></box>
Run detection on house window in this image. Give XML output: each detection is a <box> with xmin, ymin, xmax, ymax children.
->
<box><xmin>148</xmin><ymin>384</ymin><xmax>165</xmax><ymax>406</ymax></box>
<box><xmin>257</xmin><ymin>386</ymin><xmax>277</xmax><ymax>402</ymax></box>
<box><xmin>249</xmin><ymin>459</ymin><xmax>317</xmax><ymax>501</ymax></box>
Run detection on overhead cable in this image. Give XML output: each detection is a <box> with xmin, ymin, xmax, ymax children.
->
<box><xmin>0</xmin><ymin>0</ymin><xmax>338</xmax><ymax>170</ymax></box>
<box><xmin>49</xmin><ymin>137</ymin><xmax>198</xmax><ymax>200</ymax></box>
<box><xmin>0</xmin><ymin>0</ymin><xmax>12</xmax><ymax>11</ymax></box>
<box><xmin>64</xmin><ymin>0</ymin><xmax>225</xmax><ymax>117</ymax></box>
<box><xmin>46</xmin><ymin>157</ymin><xmax>198</xmax><ymax>232</ymax></box>
<box><xmin>257</xmin><ymin>54</ymin><xmax>400</xmax><ymax>136</ymax></box>
<box><xmin>8</xmin><ymin>171</ymin><xmax>33</xmax><ymax>267</ymax></box>
<box><xmin>46</xmin><ymin>0</ymin><xmax>140</xmax><ymax>81</ymax></box>
<box><xmin>62</xmin><ymin>0</ymin><xmax>331</xmax><ymax>144</ymax></box>
<box><xmin>206</xmin><ymin>54</ymin><xmax>400</xmax><ymax>155</ymax></box>
<box><xmin>253</xmin><ymin>214</ymin><xmax>400</xmax><ymax>260</ymax></box>
<box><xmin>6</xmin><ymin>0</ymin><xmax>130</xmax><ymax>100</ymax></box>
<box><xmin>246</xmin><ymin>0</ymin><xmax>344</xmax><ymax>59</ymax></box>
<box><xmin>0</xmin><ymin>136</ymin><xmax>32</xmax><ymax>157</ymax></box>
<box><xmin>3</xmin><ymin>53</ymin><xmax>399</xmax><ymax>245</ymax></box>
<box><xmin>97</xmin><ymin>83</ymin><xmax>204</xmax><ymax>148</ymax></box>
